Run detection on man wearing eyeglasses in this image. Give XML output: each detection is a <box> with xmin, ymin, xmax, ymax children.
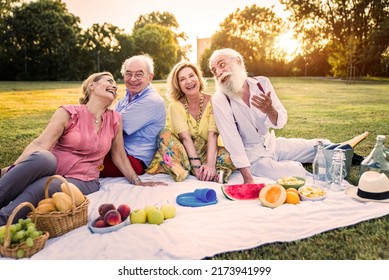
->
<box><xmin>100</xmin><ymin>54</ymin><xmax>166</xmax><ymax>178</ymax></box>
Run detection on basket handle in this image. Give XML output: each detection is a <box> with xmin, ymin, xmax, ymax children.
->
<box><xmin>44</xmin><ymin>175</ymin><xmax>76</xmax><ymax>215</ymax></box>
<box><xmin>4</xmin><ymin>202</ymin><xmax>36</xmax><ymax>249</ymax></box>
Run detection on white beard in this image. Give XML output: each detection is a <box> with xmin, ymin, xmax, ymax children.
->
<box><xmin>216</xmin><ymin>62</ymin><xmax>247</xmax><ymax>98</ymax></box>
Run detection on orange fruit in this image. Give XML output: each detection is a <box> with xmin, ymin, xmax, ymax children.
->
<box><xmin>259</xmin><ymin>184</ymin><xmax>287</xmax><ymax>208</ymax></box>
<box><xmin>285</xmin><ymin>191</ymin><xmax>300</xmax><ymax>204</ymax></box>
<box><xmin>286</xmin><ymin>188</ymin><xmax>299</xmax><ymax>195</ymax></box>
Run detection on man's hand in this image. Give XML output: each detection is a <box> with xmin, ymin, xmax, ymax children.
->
<box><xmin>251</xmin><ymin>91</ymin><xmax>273</xmax><ymax>114</ymax></box>
<box><xmin>251</xmin><ymin>92</ymin><xmax>278</xmax><ymax>125</ymax></box>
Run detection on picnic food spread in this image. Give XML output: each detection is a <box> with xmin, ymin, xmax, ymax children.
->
<box><xmin>3</xmin><ymin>171</ymin><xmax>375</xmax><ymax>259</ymax></box>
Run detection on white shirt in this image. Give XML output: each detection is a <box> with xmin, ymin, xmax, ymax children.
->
<box><xmin>212</xmin><ymin>76</ymin><xmax>287</xmax><ymax>168</ymax></box>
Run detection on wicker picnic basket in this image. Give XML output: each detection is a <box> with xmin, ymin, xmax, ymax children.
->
<box><xmin>29</xmin><ymin>175</ymin><xmax>89</xmax><ymax>238</ymax></box>
<box><xmin>0</xmin><ymin>202</ymin><xmax>50</xmax><ymax>259</ymax></box>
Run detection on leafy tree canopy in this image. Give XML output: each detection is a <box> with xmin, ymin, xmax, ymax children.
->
<box><xmin>202</xmin><ymin>5</ymin><xmax>287</xmax><ymax>76</ymax></box>
<box><xmin>0</xmin><ymin>0</ymin><xmax>83</xmax><ymax>80</ymax></box>
<box><xmin>280</xmin><ymin>0</ymin><xmax>389</xmax><ymax>76</ymax></box>
<box><xmin>133</xmin><ymin>23</ymin><xmax>180</xmax><ymax>79</ymax></box>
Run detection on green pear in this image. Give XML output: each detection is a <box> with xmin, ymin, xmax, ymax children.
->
<box><xmin>130</xmin><ymin>209</ymin><xmax>147</xmax><ymax>224</ymax></box>
<box><xmin>147</xmin><ymin>209</ymin><xmax>164</xmax><ymax>225</ymax></box>
<box><xmin>160</xmin><ymin>204</ymin><xmax>176</xmax><ymax>219</ymax></box>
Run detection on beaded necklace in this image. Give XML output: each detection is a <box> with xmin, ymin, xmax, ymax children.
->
<box><xmin>184</xmin><ymin>93</ymin><xmax>204</xmax><ymax>137</ymax></box>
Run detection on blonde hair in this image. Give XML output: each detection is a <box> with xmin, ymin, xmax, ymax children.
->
<box><xmin>79</xmin><ymin>72</ymin><xmax>114</xmax><ymax>104</ymax></box>
<box><xmin>167</xmin><ymin>62</ymin><xmax>206</xmax><ymax>101</ymax></box>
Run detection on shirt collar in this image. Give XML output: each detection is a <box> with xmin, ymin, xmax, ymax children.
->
<box><xmin>126</xmin><ymin>83</ymin><xmax>152</xmax><ymax>102</ymax></box>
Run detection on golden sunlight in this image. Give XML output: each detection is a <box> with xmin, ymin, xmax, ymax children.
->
<box><xmin>275</xmin><ymin>30</ymin><xmax>301</xmax><ymax>61</ymax></box>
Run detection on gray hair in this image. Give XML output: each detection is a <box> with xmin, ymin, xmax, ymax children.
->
<box><xmin>120</xmin><ymin>54</ymin><xmax>154</xmax><ymax>76</ymax></box>
<box><xmin>208</xmin><ymin>48</ymin><xmax>245</xmax><ymax>71</ymax></box>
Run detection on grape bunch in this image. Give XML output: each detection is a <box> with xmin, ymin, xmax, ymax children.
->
<box><xmin>0</xmin><ymin>218</ymin><xmax>43</xmax><ymax>258</ymax></box>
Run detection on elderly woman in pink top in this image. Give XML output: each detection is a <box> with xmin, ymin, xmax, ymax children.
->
<box><xmin>0</xmin><ymin>72</ymin><xmax>165</xmax><ymax>226</ymax></box>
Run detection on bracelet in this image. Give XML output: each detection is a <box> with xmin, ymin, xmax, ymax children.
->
<box><xmin>191</xmin><ymin>165</ymin><xmax>201</xmax><ymax>169</ymax></box>
<box><xmin>188</xmin><ymin>157</ymin><xmax>201</xmax><ymax>161</ymax></box>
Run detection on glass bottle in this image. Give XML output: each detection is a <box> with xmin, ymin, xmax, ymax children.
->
<box><xmin>312</xmin><ymin>141</ymin><xmax>327</xmax><ymax>185</ymax></box>
<box><xmin>359</xmin><ymin>135</ymin><xmax>389</xmax><ymax>178</ymax></box>
<box><xmin>326</xmin><ymin>150</ymin><xmax>347</xmax><ymax>191</ymax></box>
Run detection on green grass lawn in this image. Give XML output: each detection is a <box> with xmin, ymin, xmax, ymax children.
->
<box><xmin>1</xmin><ymin>77</ymin><xmax>389</xmax><ymax>259</ymax></box>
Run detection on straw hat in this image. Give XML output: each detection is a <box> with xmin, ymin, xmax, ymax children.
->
<box><xmin>345</xmin><ymin>171</ymin><xmax>389</xmax><ymax>202</ymax></box>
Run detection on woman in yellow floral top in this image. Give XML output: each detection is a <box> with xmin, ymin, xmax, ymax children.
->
<box><xmin>147</xmin><ymin>62</ymin><xmax>235</xmax><ymax>182</ymax></box>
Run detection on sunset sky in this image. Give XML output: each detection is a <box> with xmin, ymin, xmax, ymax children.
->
<box><xmin>61</xmin><ymin>0</ymin><xmax>294</xmax><ymax>61</ymax></box>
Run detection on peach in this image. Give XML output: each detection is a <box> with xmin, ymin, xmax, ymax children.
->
<box><xmin>104</xmin><ymin>209</ymin><xmax>121</xmax><ymax>226</ymax></box>
<box><xmin>117</xmin><ymin>204</ymin><xmax>131</xmax><ymax>221</ymax></box>
<box><xmin>94</xmin><ymin>219</ymin><xmax>108</xmax><ymax>228</ymax></box>
<box><xmin>98</xmin><ymin>203</ymin><xmax>116</xmax><ymax>216</ymax></box>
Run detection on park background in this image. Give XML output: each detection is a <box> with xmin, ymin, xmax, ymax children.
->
<box><xmin>0</xmin><ymin>0</ymin><xmax>388</xmax><ymax>80</ymax></box>
<box><xmin>0</xmin><ymin>0</ymin><xmax>389</xmax><ymax>260</ymax></box>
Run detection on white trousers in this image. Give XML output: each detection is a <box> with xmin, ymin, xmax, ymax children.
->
<box><xmin>250</xmin><ymin>137</ymin><xmax>330</xmax><ymax>180</ymax></box>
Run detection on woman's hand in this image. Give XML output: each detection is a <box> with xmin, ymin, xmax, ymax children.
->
<box><xmin>198</xmin><ymin>164</ymin><xmax>216</xmax><ymax>181</ymax></box>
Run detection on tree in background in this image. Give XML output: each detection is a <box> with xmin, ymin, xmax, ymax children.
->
<box><xmin>0</xmin><ymin>0</ymin><xmax>21</xmax><ymax>20</ymax></box>
<box><xmin>132</xmin><ymin>11</ymin><xmax>189</xmax><ymax>61</ymax></box>
<box><xmin>114</xmin><ymin>33</ymin><xmax>135</xmax><ymax>77</ymax></box>
<box><xmin>0</xmin><ymin>0</ymin><xmax>83</xmax><ymax>80</ymax></box>
<box><xmin>200</xmin><ymin>5</ymin><xmax>289</xmax><ymax>77</ymax></box>
<box><xmin>132</xmin><ymin>11</ymin><xmax>187</xmax><ymax>79</ymax></box>
<box><xmin>82</xmin><ymin>23</ymin><xmax>123</xmax><ymax>74</ymax></box>
<box><xmin>0</xmin><ymin>3</ymin><xmax>187</xmax><ymax>81</ymax></box>
<box><xmin>1</xmin><ymin>1</ymin><xmax>387</xmax><ymax>80</ymax></box>
<box><xmin>133</xmin><ymin>23</ymin><xmax>179</xmax><ymax>79</ymax></box>
<box><xmin>280</xmin><ymin>0</ymin><xmax>389</xmax><ymax>77</ymax></box>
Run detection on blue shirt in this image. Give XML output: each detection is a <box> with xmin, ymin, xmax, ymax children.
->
<box><xmin>115</xmin><ymin>84</ymin><xmax>166</xmax><ymax>166</ymax></box>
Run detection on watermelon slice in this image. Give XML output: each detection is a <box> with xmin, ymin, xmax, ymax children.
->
<box><xmin>221</xmin><ymin>183</ymin><xmax>266</xmax><ymax>200</ymax></box>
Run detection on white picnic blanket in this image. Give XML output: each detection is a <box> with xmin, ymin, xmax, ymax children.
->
<box><xmin>2</xmin><ymin>172</ymin><xmax>389</xmax><ymax>260</ymax></box>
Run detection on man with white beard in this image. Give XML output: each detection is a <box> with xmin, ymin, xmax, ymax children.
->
<box><xmin>209</xmin><ymin>48</ymin><xmax>328</xmax><ymax>183</ymax></box>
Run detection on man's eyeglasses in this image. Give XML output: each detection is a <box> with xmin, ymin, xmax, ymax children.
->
<box><xmin>124</xmin><ymin>71</ymin><xmax>145</xmax><ymax>80</ymax></box>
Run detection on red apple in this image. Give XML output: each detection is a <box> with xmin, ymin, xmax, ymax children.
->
<box><xmin>104</xmin><ymin>209</ymin><xmax>121</xmax><ymax>226</ymax></box>
<box><xmin>117</xmin><ymin>204</ymin><xmax>131</xmax><ymax>221</ymax></box>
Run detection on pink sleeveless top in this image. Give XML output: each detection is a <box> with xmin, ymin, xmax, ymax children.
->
<box><xmin>50</xmin><ymin>105</ymin><xmax>121</xmax><ymax>181</ymax></box>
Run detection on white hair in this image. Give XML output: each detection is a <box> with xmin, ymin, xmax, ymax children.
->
<box><xmin>208</xmin><ymin>48</ymin><xmax>245</xmax><ymax>71</ymax></box>
<box><xmin>216</xmin><ymin>59</ymin><xmax>247</xmax><ymax>98</ymax></box>
<box><xmin>120</xmin><ymin>54</ymin><xmax>154</xmax><ymax>76</ymax></box>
